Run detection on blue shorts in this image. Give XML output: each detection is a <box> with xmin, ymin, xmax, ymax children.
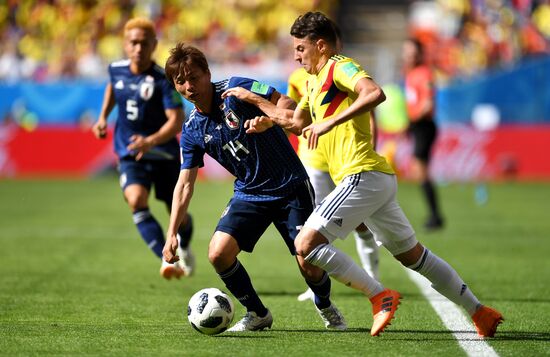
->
<box><xmin>216</xmin><ymin>180</ymin><xmax>315</xmax><ymax>254</ymax></box>
<box><xmin>118</xmin><ymin>158</ymin><xmax>180</xmax><ymax>204</ymax></box>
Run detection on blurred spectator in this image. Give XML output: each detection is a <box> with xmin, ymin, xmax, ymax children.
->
<box><xmin>532</xmin><ymin>0</ymin><xmax>550</xmax><ymax>38</ymax></box>
<box><xmin>0</xmin><ymin>0</ymin><xmax>336</xmax><ymax>82</ymax></box>
<box><xmin>410</xmin><ymin>0</ymin><xmax>550</xmax><ymax>84</ymax></box>
<box><xmin>2</xmin><ymin>1</ymin><xmax>546</xmax><ymax>84</ymax></box>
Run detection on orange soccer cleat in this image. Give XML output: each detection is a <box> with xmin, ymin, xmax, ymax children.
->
<box><xmin>472</xmin><ymin>305</ymin><xmax>504</xmax><ymax>338</ymax></box>
<box><xmin>369</xmin><ymin>288</ymin><xmax>401</xmax><ymax>336</ymax></box>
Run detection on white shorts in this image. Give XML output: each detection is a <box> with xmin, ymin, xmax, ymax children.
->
<box><xmin>304</xmin><ymin>166</ymin><xmax>335</xmax><ymax>205</ymax></box>
<box><xmin>304</xmin><ymin>171</ymin><xmax>418</xmax><ymax>256</ymax></box>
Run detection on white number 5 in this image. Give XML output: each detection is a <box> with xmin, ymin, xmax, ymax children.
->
<box><xmin>126</xmin><ymin>99</ymin><xmax>138</xmax><ymax>120</ymax></box>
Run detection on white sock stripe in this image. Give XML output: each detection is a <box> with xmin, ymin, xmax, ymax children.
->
<box><xmin>218</xmin><ymin>260</ymin><xmax>241</xmax><ymax>279</ymax></box>
<box><xmin>304</xmin><ymin>243</ymin><xmax>327</xmax><ymax>263</ymax></box>
<box><xmin>132</xmin><ymin>210</ymin><xmax>151</xmax><ymax>224</ymax></box>
<box><xmin>406</xmin><ymin>269</ymin><xmax>500</xmax><ymax>357</ymax></box>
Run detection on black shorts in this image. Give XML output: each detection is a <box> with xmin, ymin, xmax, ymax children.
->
<box><xmin>118</xmin><ymin>157</ymin><xmax>180</xmax><ymax>204</ymax></box>
<box><xmin>216</xmin><ymin>180</ymin><xmax>315</xmax><ymax>254</ymax></box>
<box><xmin>408</xmin><ymin>118</ymin><xmax>437</xmax><ymax>163</ymax></box>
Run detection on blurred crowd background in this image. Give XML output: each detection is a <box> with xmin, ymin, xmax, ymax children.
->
<box><xmin>1</xmin><ymin>0</ymin><xmax>550</xmax><ymax>181</ymax></box>
<box><xmin>0</xmin><ymin>0</ymin><xmax>548</xmax><ymax>84</ymax></box>
<box><xmin>0</xmin><ymin>0</ymin><xmax>336</xmax><ymax>82</ymax></box>
<box><xmin>410</xmin><ymin>0</ymin><xmax>550</xmax><ymax>84</ymax></box>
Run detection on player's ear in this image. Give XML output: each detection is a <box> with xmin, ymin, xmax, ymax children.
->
<box><xmin>316</xmin><ymin>39</ymin><xmax>327</xmax><ymax>55</ymax></box>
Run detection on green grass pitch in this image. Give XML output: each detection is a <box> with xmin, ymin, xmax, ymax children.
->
<box><xmin>1</xmin><ymin>176</ymin><xmax>549</xmax><ymax>356</ymax></box>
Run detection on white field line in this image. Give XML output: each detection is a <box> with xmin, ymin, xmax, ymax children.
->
<box><xmin>405</xmin><ymin>269</ymin><xmax>499</xmax><ymax>357</ymax></box>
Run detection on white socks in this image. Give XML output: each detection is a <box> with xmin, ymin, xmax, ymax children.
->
<box><xmin>408</xmin><ymin>248</ymin><xmax>481</xmax><ymax>315</ymax></box>
<box><xmin>354</xmin><ymin>229</ymin><xmax>379</xmax><ymax>280</ymax></box>
<box><xmin>305</xmin><ymin>243</ymin><xmax>384</xmax><ymax>298</ymax></box>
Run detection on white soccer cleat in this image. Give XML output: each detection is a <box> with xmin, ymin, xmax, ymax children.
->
<box><xmin>297</xmin><ymin>288</ymin><xmax>314</xmax><ymax>302</ymax></box>
<box><xmin>316</xmin><ymin>303</ymin><xmax>347</xmax><ymax>330</ymax></box>
<box><xmin>177</xmin><ymin>245</ymin><xmax>195</xmax><ymax>277</ymax></box>
<box><xmin>160</xmin><ymin>260</ymin><xmax>185</xmax><ymax>280</ymax></box>
<box><xmin>227</xmin><ymin>310</ymin><xmax>273</xmax><ymax>332</ymax></box>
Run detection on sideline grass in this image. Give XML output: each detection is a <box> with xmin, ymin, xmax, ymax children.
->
<box><xmin>0</xmin><ymin>177</ymin><xmax>549</xmax><ymax>356</ymax></box>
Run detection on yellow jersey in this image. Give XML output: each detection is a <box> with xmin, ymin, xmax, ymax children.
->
<box><xmin>287</xmin><ymin>67</ymin><xmax>330</xmax><ymax>172</ymax></box>
<box><xmin>297</xmin><ymin>55</ymin><xmax>394</xmax><ymax>184</ymax></box>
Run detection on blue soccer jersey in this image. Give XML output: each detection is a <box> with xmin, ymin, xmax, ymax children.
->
<box><xmin>109</xmin><ymin>60</ymin><xmax>183</xmax><ymax>160</ymax></box>
<box><xmin>180</xmin><ymin>77</ymin><xmax>308</xmax><ymax>201</ymax></box>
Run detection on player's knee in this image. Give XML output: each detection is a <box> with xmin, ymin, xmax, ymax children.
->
<box><xmin>294</xmin><ymin>234</ymin><xmax>309</xmax><ymax>257</ymax></box>
<box><xmin>295</xmin><ymin>228</ymin><xmax>325</xmax><ymax>257</ymax></box>
<box><xmin>208</xmin><ymin>232</ymin><xmax>239</xmax><ymax>270</ymax></box>
<box><xmin>298</xmin><ymin>259</ymin><xmax>325</xmax><ymax>281</ymax></box>
<box><xmin>124</xmin><ymin>186</ymin><xmax>148</xmax><ymax>210</ymax></box>
<box><xmin>207</xmin><ymin>248</ymin><xmax>225</xmax><ymax>268</ymax></box>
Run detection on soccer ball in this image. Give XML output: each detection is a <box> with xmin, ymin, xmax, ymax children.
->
<box><xmin>187</xmin><ymin>288</ymin><xmax>234</xmax><ymax>335</ymax></box>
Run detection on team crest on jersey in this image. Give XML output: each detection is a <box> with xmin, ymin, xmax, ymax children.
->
<box><xmin>140</xmin><ymin>76</ymin><xmax>155</xmax><ymax>100</ymax></box>
<box><xmin>224</xmin><ymin>110</ymin><xmax>240</xmax><ymax>130</ymax></box>
<box><xmin>221</xmin><ymin>204</ymin><xmax>231</xmax><ymax>218</ymax></box>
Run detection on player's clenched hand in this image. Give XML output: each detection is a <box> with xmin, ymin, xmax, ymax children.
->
<box><xmin>244</xmin><ymin>116</ymin><xmax>273</xmax><ymax>134</ymax></box>
<box><xmin>303</xmin><ymin>120</ymin><xmax>334</xmax><ymax>150</ymax></box>
<box><xmin>127</xmin><ymin>135</ymin><xmax>152</xmax><ymax>160</ymax></box>
<box><xmin>221</xmin><ymin>87</ymin><xmax>254</xmax><ymax>102</ymax></box>
<box><xmin>92</xmin><ymin>118</ymin><xmax>108</xmax><ymax>139</ymax></box>
<box><xmin>163</xmin><ymin>233</ymin><xmax>179</xmax><ymax>263</ymax></box>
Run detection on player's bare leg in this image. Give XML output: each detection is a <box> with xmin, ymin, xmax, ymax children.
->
<box><xmin>209</xmin><ymin>232</ymin><xmax>272</xmax><ymax>332</ymax></box>
<box><xmin>396</xmin><ymin>242</ymin><xmax>503</xmax><ymax>337</ymax></box>
<box><xmin>297</xmin><ymin>228</ymin><xmax>400</xmax><ymax>336</ymax></box>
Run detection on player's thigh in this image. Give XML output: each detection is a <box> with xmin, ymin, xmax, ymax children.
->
<box><xmin>215</xmin><ymin>198</ymin><xmax>273</xmax><ymax>253</ymax></box>
<box><xmin>365</xmin><ymin>177</ymin><xmax>417</xmax><ymax>256</ymax></box>
<box><xmin>208</xmin><ymin>231</ymin><xmax>241</xmax><ymax>272</ymax></box>
<box><xmin>118</xmin><ymin>159</ymin><xmax>152</xmax><ymax>208</ymax></box>
<box><xmin>118</xmin><ymin>158</ymin><xmax>152</xmax><ymax>188</ymax></box>
<box><xmin>304</xmin><ymin>166</ymin><xmax>335</xmax><ymax>205</ymax></box>
<box><xmin>272</xmin><ymin>180</ymin><xmax>315</xmax><ymax>255</ymax></box>
<box><xmin>304</xmin><ymin>171</ymin><xmax>396</xmax><ymax>243</ymax></box>
<box><xmin>151</xmin><ymin>159</ymin><xmax>180</xmax><ymax>205</ymax></box>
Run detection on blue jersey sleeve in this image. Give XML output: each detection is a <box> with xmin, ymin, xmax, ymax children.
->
<box><xmin>180</xmin><ymin>121</ymin><xmax>205</xmax><ymax>170</ymax></box>
<box><xmin>230</xmin><ymin>77</ymin><xmax>276</xmax><ymax>101</ymax></box>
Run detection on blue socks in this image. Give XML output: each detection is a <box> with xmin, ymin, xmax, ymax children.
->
<box><xmin>178</xmin><ymin>213</ymin><xmax>193</xmax><ymax>249</ymax></box>
<box><xmin>306</xmin><ymin>272</ymin><xmax>332</xmax><ymax>309</ymax></box>
<box><xmin>133</xmin><ymin>208</ymin><xmax>164</xmax><ymax>258</ymax></box>
<box><xmin>218</xmin><ymin>260</ymin><xmax>268</xmax><ymax>317</ymax></box>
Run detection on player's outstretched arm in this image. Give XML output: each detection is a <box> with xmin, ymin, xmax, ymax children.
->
<box><xmin>332</xmin><ymin>78</ymin><xmax>385</xmax><ymax>128</ymax></box>
<box><xmin>92</xmin><ymin>83</ymin><xmax>115</xmax><ymax>139</ymax></box>
<box><xmin>164</xmin><ymin>167</ymin><xmax>198</xmax><ymax>263</ymax></box>
<box><xmin>222</xmin><ymin>86</ymin><xmax>302</xmax><ymax>133</ymax></box>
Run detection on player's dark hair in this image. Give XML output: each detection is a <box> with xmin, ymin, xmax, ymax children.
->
<box><xmin>290</xmin><ymin>11</ymin><xmax>340</xmax><ymax>48</ymax></box>
<box><xmin>165</xmin><ymin>42</ymin><xmax>209</xmax><ymax>83</ymax></box>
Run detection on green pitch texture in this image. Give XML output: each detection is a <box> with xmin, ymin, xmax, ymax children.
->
<box><xmin>1</xmin><ymin>177</ymin><xmax>549</xmax><ymax>356</ymax></box>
